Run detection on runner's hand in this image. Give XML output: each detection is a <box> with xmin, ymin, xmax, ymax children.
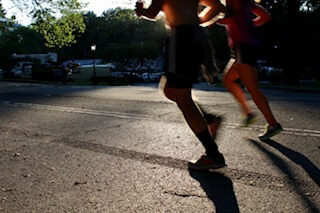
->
<box><xmin>135</xmin><ymin>1</ymin><xmax>144</xmax><ymax>16</ymax></box>
<box><xmin>202</xmin><ymin>68</ymin><xmax>218</xmax><ymax>85</ymax></box>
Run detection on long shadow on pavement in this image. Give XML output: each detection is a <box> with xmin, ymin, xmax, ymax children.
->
<box><xmin>249</xmin><ymin>139</ymin><xmax>320</xmax><ymax>213</ymax></box>
<box><xmin>264</xmin><ymin>139</ymin><xmax>320</xmax><ymax>187</ymax></box>
<box><xmin>188</xmin><ymin>168</ymin><xmax>240</xmax><ymax>213</ymax></box>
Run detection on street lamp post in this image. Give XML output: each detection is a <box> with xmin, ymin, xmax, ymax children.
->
<box><xmin>91</xmin><ymin>44</ymin><xmax>97</xmax><ymax>85</ymax></box>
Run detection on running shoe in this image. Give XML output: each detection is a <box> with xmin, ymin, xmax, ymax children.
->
<box><xmin>259</xmin><ymin>123</ymin><xmax>283</xmax><ymax>141</ymax></box>
<box><xmin>188</xmin><ymin>153</ymin><xmax>227</xmax><ymax>170</ymax></box>
<box><xmin>204</xmin><ymin>114</ymin><xmax>223</xmax><ymax>140</ymax></box>
<box><xmin>243</xmin><ymin>112</ymin><xmax>258</xmax><ymax>127</ymax></box>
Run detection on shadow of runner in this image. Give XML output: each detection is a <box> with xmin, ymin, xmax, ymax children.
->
<box><xmin>264</xmin><ymin>139</ymin><xmax>320</xmax><ymax>187</ymax></box>
<box><xmin>188</xmin><ymin>168</ymin><xmax>240</xmax><ymax>213</ymax></box>
<box><xmin>249</xmin><ymin>139</ymin><xmax>320</xmax><ymax>213</ymax></box>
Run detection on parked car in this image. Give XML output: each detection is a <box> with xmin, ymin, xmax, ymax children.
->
<box><xmin>142</xmin><ymin>72</ymin><xmax>162</xmax><ymax>82</ymax></box>
<box><xmin>12</xmin><ymin>65</ymin><xmax>33</xmax><ymax>79</ymax></box>
<box><xmin>9</xmin><ymin>61</ymin><xmax>33</xmax><ymax>79</ymax></box>
<box><xmin>67</xmin><ymin>64</ymin><xmax>113</xmax><ymax>83</ymax></box>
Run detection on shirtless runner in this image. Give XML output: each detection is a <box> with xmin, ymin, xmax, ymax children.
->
<box><xmin>135</xmin><ymin>0</ymin><xmax>227</xmax><ymax>170</ymax></box>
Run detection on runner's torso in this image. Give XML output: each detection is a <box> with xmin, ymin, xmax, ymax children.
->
<box><xmin>225</xmin><ymin>0</ymin><xmax>259</xmax><ymax>47</ymax></box>
<box><xmin>162</xmin><ymin>0</ymin><xmax>200</xmax><ymax>27</ymax></box>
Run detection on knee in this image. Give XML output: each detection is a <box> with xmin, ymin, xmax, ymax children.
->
<box><xmin>222</xmin><ymin>75</ymin><xmax>228</xmax><ymax>86</ymax></box>
<box><xmin>163</xmin><ymin>84</ymin><xmax>176</xmax><ymax>102</ymax></box>
<box><xmin>164</xmin><ymin>86</ymin><xmax>192</xmax><ymax>109</ymax></box>
<box><xmin>223</xmin><ymin>73</ymin><xmax>233</xmax><ymax>88</ymax></box>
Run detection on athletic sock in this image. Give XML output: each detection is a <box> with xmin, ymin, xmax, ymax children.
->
<box><xmin>196</xmin><ymin>129</ymin><xmax>220</xmax><ymax>158</ymax></box>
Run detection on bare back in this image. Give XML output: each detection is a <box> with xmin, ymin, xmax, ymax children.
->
<box><xmin>162</xmin><ymin>0</ymin><xmax>200</xmax><ymax>27</ymax></box>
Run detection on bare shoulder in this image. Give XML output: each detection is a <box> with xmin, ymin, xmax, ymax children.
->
<box><xmin>200</xmin><ymin>0</ymin><xmax>220</xmax><ymax>6</ymax></box>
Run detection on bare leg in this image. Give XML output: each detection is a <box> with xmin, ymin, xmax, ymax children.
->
<box><xmin>161</xmin><ymin>76</ymin><xmax>222</xmax><ymax>159</ymax></box>
<box><xmin>237</xmin><ymin>63</ymin><xmax>278</xmax><ymax>126</ymax></box>
<box><xmin>163</xmin><ymin>82</ymin><xmax>207</xmax><ymax>134</ymax></box>
<box><xmin>223</xmin><ymin>59</ymin><xmax>251</xmax><ymax>115</ymax></box>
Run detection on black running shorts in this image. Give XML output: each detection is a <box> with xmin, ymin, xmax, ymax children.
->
<box><xmin>163</xmin><ymin>25</ymin><xmax>215</xmax><ymax>88</ymax></box>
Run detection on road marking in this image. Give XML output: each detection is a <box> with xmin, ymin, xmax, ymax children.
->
<box><xmin>2</xmin><ymin>101</ymin><xmax>320</xmax><ymax>138</ymax></box>
<box><xmin>225</xmin><ymin>123</ymin><xmax>320</xmax><ymax>138</ymax></box>
<box><xmin>1</xmin><ymin>101</ymin><xmax>153</xmax><ymax>119</ymax></box>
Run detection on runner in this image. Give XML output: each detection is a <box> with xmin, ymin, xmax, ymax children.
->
<box><xmin>135</xmin><ymin>0</ymin><xmax>227</xmax><ymax>169</ymax></box>
<box><xmin>216</xmin><ymin>0</ymin><xmax>283</xmax><ymax>141</ymax></box>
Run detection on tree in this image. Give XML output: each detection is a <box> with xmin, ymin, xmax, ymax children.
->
<box><xmin>0</xmin><ymin>3</ymin><xmax>18</xmax><ymax>69</ymax></box>
<box><xmin>9</xmin><ymin>0</ymin><xmax>86</xmax><ymax>48</ymax></box>
<box><xmin>100</xmin><ymin>9</ymin><xmax>166</xmax><ymax>72</ymax></box>
<box><xmin>282</xmin><ymin>0</ymin><xmax>320</xmax><ymax>83</ymax></box>
<box><xmin>257</xmin><ymin>0</ymin><xmax>320</xmax><ymax>83</ymax></box>
<box><xmin>56</xmin><ymin>8</ymin><xmax>166</xmax><ymax>69</ymax></box>
<box><xmin>0</xmin><ymin>2</ymin><xmax>14</xmax><ymax>33</ymax></box>
<box><xmin>0</xmin><ymin>25</ymin><xmax>45</xmax><ymax>69</ymax></box>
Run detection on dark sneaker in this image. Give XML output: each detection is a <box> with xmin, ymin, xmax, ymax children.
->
<box><xmin>259</xmin><ymin>123</ymin><xmax>283</xmax><ymax>141</ymax></box>
<box><xmin>205</xmin><ymin>114</ymin><xmax>223</xmax><ymax>140</ymax></box>
<box><xmin>243</xmin><ymin>112</ymin><xmax>258</xmax><ymax>127</ymax></box>
<box><xmin>188</xmin><ymin>154</ymin><xmax>227</xmax><ymax>170</ymax></box>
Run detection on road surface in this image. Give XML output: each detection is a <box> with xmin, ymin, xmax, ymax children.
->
<box><xmin>0</xmin><ymin>82</ymin><xmax>319</xmax><ymax>212</ymax></box>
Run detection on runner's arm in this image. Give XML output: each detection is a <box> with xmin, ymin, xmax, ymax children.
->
<box><xmin>252</xmin><ymin>3</ymin><xmax>271</xmax><ymax>26</ymax></box>
<box><xmin>199</xmin><ymin>0</ymin><xmax>226</xmax><ymax>27</ymax></box>
<box><xmin>135</xmin><ymin>0</ymin><xmax>164</xmax><ymax>21</ymax></box>
<box><xmin>215</xmin><ymin>16</ymin><xmax>233</xmax><ymax>26</ymax></box>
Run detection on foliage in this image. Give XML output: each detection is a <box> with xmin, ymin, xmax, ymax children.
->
<box><xmin>0</xmin><ymin>26</ymin><xmax>45</xmax><ymax>69</ymax></box>
<box><xmin>32</xmin><ymin>11</ymin><xmax>85</xmax><ymax>48</ymax></box>
<box><xmin>100</xmin><ymin>9</ymin><xmax>166</xmax><ymax>70</ymax></box>
<box><xmin>0</xmin><ymin>3</ymin><xmax>14</xmax><ymax>33</ymax></box>
<box><xmin>1</xmin><ymin>2</ymin><xmax>319</xmax><ymax>82</ymax></box>
<box><xmin>57</xmin><ymin>8</ymin><xmax>166</xmax><ymax>72</ymax></box>
<box><xmin>10</xmin><ymin>0</ymin><xmax>86</xmax><ymax>48</ymax></box>
<box><xmin>254</xmin><ymin>0</ymin><xmax>320</xmax><ymax>83</ymax></box>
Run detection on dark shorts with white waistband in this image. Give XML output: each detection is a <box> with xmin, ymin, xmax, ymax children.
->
<box><xmin>163</xmin><ymin>25</ymin><xmax>215</xmax><ymax>88</ymax></box>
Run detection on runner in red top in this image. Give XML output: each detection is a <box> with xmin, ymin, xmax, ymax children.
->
<box><xmin>216</xmin><ymin>0</ymin><xmax>283</xmax><ymax>141</ymax></box>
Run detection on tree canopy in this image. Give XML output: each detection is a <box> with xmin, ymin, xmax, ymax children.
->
<box><xmin>8</xmin><ymin>0</ymin><xmax>86</xmax><ymax>48</ymax></box>
<box><xmin>59</xmin><ymin>8</ymin><xmax>166</xmax><ymax>70</ymax></box>
<box><xmin>0</xmin><ymin>0</ymin><xmax>319</xmax><ymax>82</ymax></box>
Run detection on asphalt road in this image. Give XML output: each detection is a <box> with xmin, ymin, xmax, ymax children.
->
<box><xmin>0</xmin><ymin>81</ymin><xmax>319</xmax><ymax>212</ymax></box>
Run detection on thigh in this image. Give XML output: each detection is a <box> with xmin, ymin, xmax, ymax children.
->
<box><xmin>237</xmin><ymin>64</ymin><xmax>259</xmax><ymax>92</ymax></box>
<box><xmin>165</xmin><ymin>72</ymin><xmax>193</xmax><ymax>88</ymax></box>
<box><xmin>234</xmin><ymin>43</ymin><xmax>258</xmax><ymax>67</ymax></box>
<box><xmin>223</xmin><ymin>59</ymin><xmax>239</xmax><ymax>81</ymax></box>
<box><xmin>163</xmin><ymin>80</ymin><xmax>192</xmax><ymax>102</ymax></box>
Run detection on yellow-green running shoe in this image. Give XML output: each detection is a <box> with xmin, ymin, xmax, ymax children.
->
<box><xmin>243</xmin><ymin>112</ymin><xmax>258</xmax><ymax>127</ymax></box>
<box><xmin>259</xmin><ymin>123</ymin><xmax>283</xmax><ymax>141</ymax></box>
